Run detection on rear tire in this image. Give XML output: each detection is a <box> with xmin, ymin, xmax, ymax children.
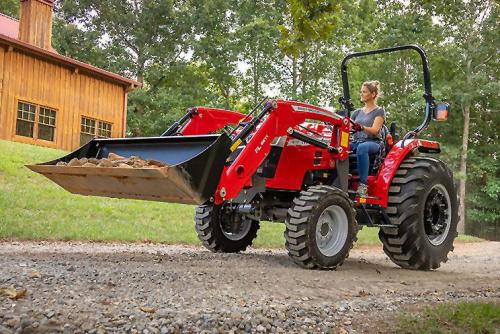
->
<box><xmin>379</xmin><ymin>157</ymin><xmax>458</xmax><ymax>270</ymax></box>
<box><xmin>194</xmin><ymin>204</ymin><xmax>259</xmax><ymax>253</ymax></box>
<box><xmin>285</xmin><ymin>186</ymin><xmax>358</xmax><ymax>270</ymax></box>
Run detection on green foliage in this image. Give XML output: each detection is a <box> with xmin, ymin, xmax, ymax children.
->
<box><xmin>235</xmin><ymin>1</ymin><xmax>284</xmax><ymax>105</ymax></box>
<box><xmin>1</xmin><ymin>140</ymin><xmax>479</xmax><ymax>245</ymax></box>
<box><xmin>396</xmin><ymin>301</ymin><xmax>500</xmax><ymax>334</ymax></box>
<box><xmin>276</xmin><ymin>0</ymin><xmax>341</xmax><ymax>102</ymax></box>
<box><xmin>278</xmin><ymin>0</ymin><xmax>340</xmax><ymax>56</ymax></box>
<box><xmin>467</xmin><ymin>148</ymin><xmax>500</xmax><ymax>239</ymax></box>
<box><xmin>59</xmin><ymin>0</ymin><xmax>192</xmax><ymax>81</ymax></box>
<box><xmin>4</xmin><ymin>140</ymin><xmax>476</xmax><ymax>246</ymax></box>
<box><xmin>423</xmin><ymin>0</ymin><xmax>499</xmax><ymax>234</ymax></box>
<box><xmin>127</xmin><ymin>63</ymin><xmax>216</xmax><ymax>136</ymax></box>
<box><xmin>39</xmin><ymin>0</ymin><xmax>498</xmax><ymax>239</ymax></box>
<box><xmin>51</xmin><ymin>17</ymin><xmax>109</xmax><ymax>68</ymax></box>
<box><xmin>0</xmin><ymin>139</ymin><xmax>285</xmax><ymax>247</ymax></box>
<box><xmin>0</xmin><ymin>0</ymin><xmax>18</xmax><ymax>18</ymax></box>
<box><xmin>190</xmin><ymin>0</ymin><xmax>239</xmax><ymax>110</ymax></box>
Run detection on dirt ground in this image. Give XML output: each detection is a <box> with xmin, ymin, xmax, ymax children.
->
<box><xmin>0</xmin><ymin>241</ymin><xmax>499</xmax><ymax>333</ymax></box>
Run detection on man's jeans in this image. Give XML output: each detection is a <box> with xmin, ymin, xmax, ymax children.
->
<box><xmin>350</xmin><ymin>141</ymin><xmax>381</xmax><ymax>184</ymax></box>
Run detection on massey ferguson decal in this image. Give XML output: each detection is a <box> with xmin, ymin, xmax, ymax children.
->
<box><xmin>291</xmin><ymin>105</ymin><xmax>342</xmax><ymax>120</ymax></box>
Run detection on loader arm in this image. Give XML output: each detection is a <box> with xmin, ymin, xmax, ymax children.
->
<box><xmin>214</xmin><ymin>100</ymin><xmax>349</xmax><ymax>204</ymax></box>
<box><xmin>179</xmin><ymin>107</ymin><xmax>248</xmax><ymax>135</ymax></box>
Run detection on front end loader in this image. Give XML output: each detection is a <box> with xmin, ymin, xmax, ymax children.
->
<box><xmin>29</xmin><ymin>45</ymin><xmax>458</xmax><ymax>270</ymax></box>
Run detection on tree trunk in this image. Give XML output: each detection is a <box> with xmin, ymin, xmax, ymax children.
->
<box><xmin>458</xmin><ymin>58</ymin><xmax>472</xmax><ymax>234</ymax></box>
<box><xmin>224</xmin><ymin>88</ymin><xmax>230</xmax><ymax>110</ymax></box>
<box><xmin>253</xmin><ymin>48</ymin><xmax>258</xmax><ymax>104</ymax></box>
<box><xmin>458</xmin><ymin>103</ymin><xmax>470</xmax><ymax>234</ymax></box>
<box><xmin>136</xmin><ymin>57</ymin><xmax>145</xmax><ymax>85</ymax></box>
<box><xmin>292</xmin><ymin>56</ymin><xmax>297</xmax><ymax>100</ymax></box>
<box><xmin>301</xmin><ymin>53</ymin><xmax>308</xmax><ymax>97</ymax></box>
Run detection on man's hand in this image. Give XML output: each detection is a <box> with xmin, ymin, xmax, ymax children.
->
<box><xmin>352</xmin><ymin>122</ymin><xmax>364</xmax><ymax>132</ymax></box>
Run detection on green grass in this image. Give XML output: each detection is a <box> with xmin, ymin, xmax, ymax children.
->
<box><xmin>0</xmin><ymin>139</ymin><xmax>482</xmax><ymax>248</ymax></box>
<box><xmin>396</xmin><ymin>301</ymin><xmax>500</xmax><ymax>334</ymax></box>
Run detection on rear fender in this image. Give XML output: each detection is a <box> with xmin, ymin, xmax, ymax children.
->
<box><xmin>371</xmin><ymin>139</ymin><xmax>440</xmax><ymax>207</ymax></box>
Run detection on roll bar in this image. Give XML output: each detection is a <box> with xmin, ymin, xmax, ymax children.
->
<box><xmin>339</xmin><ymin>44</ymin><xmax>435</xmax><ymax>139</ymax></box>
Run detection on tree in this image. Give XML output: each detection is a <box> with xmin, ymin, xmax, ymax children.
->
<box><xmin>428</xmin><ymin>0</ymin><xmax>499</xmax><ymax>233</ymax></box>
<box><xmin>191</xmin><ymin>0</ymin><xmax>240</xmax><ymax>110</ymax></box>
<box><xmin>364</xmin><ymin>0</ymin><xmax>499</xmax><ymax>236</ymax></box>
<box><xmin>51</xmin><ymin>17</ymin><xmax>109</xmax><ymax>68</ymax></box>
<box><xmin>41</xmin><ymin>0</ymin><xmax>499</xmax><ymax>239</ymax></box>
<box><xmin>126</xmin><ymin>62</ymin><xmax>215</xmax><ymax>136</ymax></box>
<box><xmin>277</xmin><ymin>0</ymin><xmax>341</xmax><ymax>103</ymax></box>
<box><xmin>235</xmin><ymin>0</ymin><xmax>284</xmax><ymax>105</ymax></box>
<box><xmin>57</xmin><ymin>0</ymin><xmax>197</xmax><ymax>136</ymax></box>
<box><xmin>0</xmin><ymin>0</ymin><xmax>18</xmax><ymax>18</ymax></box>
<box><xmin>59</xmin><ymin>0</ymin><xmax>192</xmax><ymax>84</ymax></box>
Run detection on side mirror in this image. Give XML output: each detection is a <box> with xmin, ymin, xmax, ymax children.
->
<box><xmin>433</xmin><ymin>103</ymin><xmax>450</xmax><ymax>121</ymax></box>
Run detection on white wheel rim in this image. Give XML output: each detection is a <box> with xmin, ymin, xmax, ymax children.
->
<box><xmin>315</xmin><ymin>205</ymin><xmax>349</xmax><ymax>256</ymax></box>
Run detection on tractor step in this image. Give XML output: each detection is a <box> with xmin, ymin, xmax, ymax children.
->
<box><xmin>373</xmin><ymin>224</ymin><xmax>398</xmax><ymax>228</ymax></box>
<box><xmin>356</xmin><ymin>223</ymin><xmax>398</xmax><ymax>228</ymax></box>
<box><xmin>357</xmin><ymin>195</ymin><xmax>380</xmax><ymax>200</ymax></box>
<box><xmin>355</xmin><ymin>202</ymin><xmax>397</xmax><ymax>228</ymax></box>
<box><xmin>348</xmin><ymin>190</ymin><xmax>380</xmax><ymax>202</ymax></box>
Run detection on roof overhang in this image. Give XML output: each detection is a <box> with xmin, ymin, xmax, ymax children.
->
<box><xmin>0</xmin><ymin>13</ymin><xmax>19</xmax><ymax>39</ymax></box>
<box><xmin>25</xmin><ymin>0</ymin><xmax>56</xmax><ymax>7</ymax></box>
<box><xmin>0</xmin><ymin>33</ymin><xmax>141</xmax><ymax>90</ymax></box>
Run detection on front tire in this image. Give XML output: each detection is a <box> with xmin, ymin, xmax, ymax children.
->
<box><xmin>379</xmin><ymin>157</ymin><xmax>458</xmax><ymax>270</ymax></box>
<box><xmin>285</xmin><ymin>186</ymin><xmax>358</xmax><ymax>270</ymax></box>
<box><xmin>195</xmin><ymin>204</ymin><xmax>259</xmax><ymax>253</ymax></box>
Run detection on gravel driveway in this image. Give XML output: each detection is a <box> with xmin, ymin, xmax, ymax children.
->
<box><xmin>0</xmin><ymin>241</ymin><xmax>499</xmax><ymax>334</ymax></box>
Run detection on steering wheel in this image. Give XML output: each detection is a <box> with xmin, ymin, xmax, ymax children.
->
<box><xmin>348</xmin><ymin>118</ymin><xmax>359</xmax><ymax>134</ymax></box>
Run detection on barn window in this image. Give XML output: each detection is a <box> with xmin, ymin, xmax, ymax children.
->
<box><xmin>98</xmin><ymin>121</ymin><xmax>112</xmax><ymax>138</ymax></box>
<box><xmin>16</xmin><ymin>101</ymin><xmax>36</xmax><ymax>138</ymax></box>
<box><xmin>80</xmin><ymin>117</ymin><xmax>112</xmax><ymax>145</ymax></box>
<box><xmin>16</xmin><ymin>101</ymin><xmax>57</xmax><ymax>141</ymax></box>
<box><xmin>80</xmin><ymin>117</ymin><xmax>96</xmax><ymax>146</ymax></box>
<box><xmin>38</xmin><ymin>107</ymin><xmax>57</xmax><ymax>141</ymax></box>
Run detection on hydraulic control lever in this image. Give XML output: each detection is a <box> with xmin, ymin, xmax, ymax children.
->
<box><xmin>287</xmin><ymin>128</ymin><xmax>339</xmax><ymax>153</ymax></box>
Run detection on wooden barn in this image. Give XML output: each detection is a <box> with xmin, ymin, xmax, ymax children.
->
<box><xmin>0</xmin><ymin>0</ymin><xmax>140</xmax><ymax>151</ymax></box>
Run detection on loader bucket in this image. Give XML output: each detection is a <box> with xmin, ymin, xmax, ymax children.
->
<box><xmin>27</xmin><ymin>134</ymin><xmax>232</xmax><ymax>205</ymax></box>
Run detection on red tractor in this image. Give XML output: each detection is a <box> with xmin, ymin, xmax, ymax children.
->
<box><xmin>30</xmin><ymin>45</ymin><xmax>458</xmax><ymax>270</ymax></box>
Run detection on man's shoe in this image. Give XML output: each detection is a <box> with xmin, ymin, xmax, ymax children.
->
<box><xmin>357</xmin><ymin>183</ymin><xmax>368</xmax><ymax>197</ymax></box>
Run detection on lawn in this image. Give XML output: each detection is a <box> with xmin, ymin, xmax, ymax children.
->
<box><xmin>0</xmin><ymin>139</ymin><xmax>481</xmax><ymax>248</ymax></box>
<box><xmin>396</xmin><ymin>301</ymin><xmax>500</xmax><ymax>334</ymax></box>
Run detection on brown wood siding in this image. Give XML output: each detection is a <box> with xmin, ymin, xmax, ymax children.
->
<box><xmin>0</xmin><ymin>47</ymin><xmax>5</xmax><ymax>128</ymax></box>
<box><xmin>0</xmin><ymin>48</ymin><xmax>126</xmax><ymax>151</ymax></box>
<box><xmin>19</xmin><ymin>0</ymin><xmax>53</xmax><ymax>50</ymax></box>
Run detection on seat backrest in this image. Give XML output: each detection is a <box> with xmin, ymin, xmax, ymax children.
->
<box><xmin>389</xmin><ymin>122</ymin><xmax>399</xmax><ymax>141</ymax></box>
<box><xmin>371</xmin><ymin>124</ymin><xmax>390</xmax><ymax>172</ymax></box>
<box><xmin>380</xmin><ymin>124</ymin><xmax>390</xmax><ymax>156</ymax></box>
